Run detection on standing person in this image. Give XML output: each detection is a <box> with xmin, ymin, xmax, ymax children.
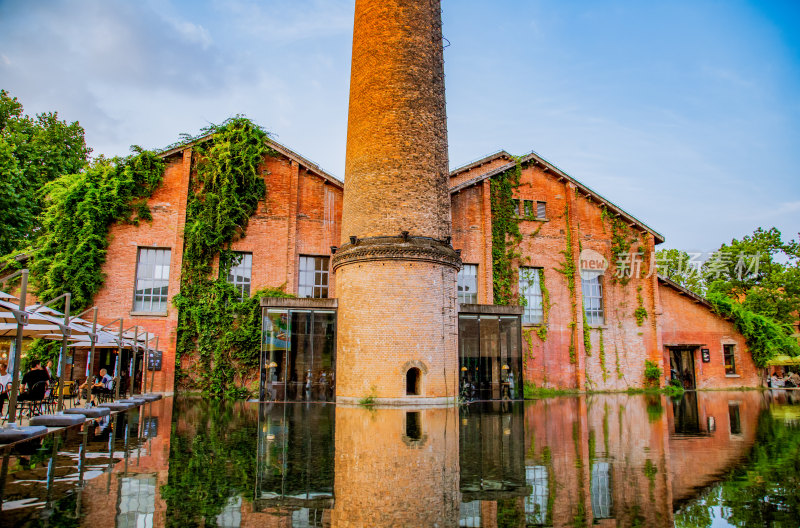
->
<box><xmin>0</xmin><ymin>362</ymin><xmax>12</xmax><ymax>415</ymax></box>
<box><xmin>45</xmin><ymin>360</ymin><xmax>55</xmax><ymax>380</ymax></box>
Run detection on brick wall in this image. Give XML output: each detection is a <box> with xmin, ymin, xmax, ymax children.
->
<box><xmin>451</xmin><ymin>162</ymin><xmax>661</xmax><ymax>390</ymax></box>
<box><xmin>93</xmin><ymin>145</ymin><xmax>342</xmax><ymax>394</ymax></box>
<box><xmin>335</xmin><ymin>261</ymin><xmax>458</xmax><ymax>401</ymax></box>
<box><xmin>659</xmin><ymin>284</ymin><xmax>761</xmax><ymax>388</ymax></box>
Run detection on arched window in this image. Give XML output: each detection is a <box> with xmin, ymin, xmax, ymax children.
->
<box><xmin>406</xmin><ymin>367</ymin><xmax>421</xmax><ymax>396</ymax></box>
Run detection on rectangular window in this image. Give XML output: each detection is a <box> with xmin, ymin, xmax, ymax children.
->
<box><xmin>525</xmin><ymin>465</ymin><xmax>548</xmax><ymax>525</ymax></box>
<box><xmin>729</xmin><ymin>403</ymin><xmax>742</xmax><ymax>435</ymax></box>
<box><xmin>298</xmin><ymin>256</ymin><xmax>329</xmax><ymax>298</ymax></box>
<box><xmin>226</xmin><ymin>252</ymin><xmax>252</xmax><ymax>300</ymax></box>
<box><xmin>117</xmin><ymin>476</ymin><xmax>156</xmax><ymax>528</ymax></box>
<box><xmin>519</xmin><ymin>267</ymin><xmax>543</xmax><ymax>324</ymax></box>
<box><xmin>591</xmin><ymin>462</ymin><xmax>613</xmax><ymax>519</ymax></box>
<box><xmin>536</xmin><ymin>201</ymin><xmax>547</xmax><ymax>220</ymax></box>
<box><xmin>582</xmin><ymin>272</ymin><xmax>605</xmax><ymax>326</ymax></box>
<box><xmin>133</xmin><ymin>248</ymin><xmax>171</xmax><ymax>313</ymax></box>
<box><xmin>523</xmin><ymin>200</ymin><xmax>534</xmax><ymax>217</ymax></box>
<box><xmin>458</xmin><ymin>264</ymin><xmax>478</xmax><ymax>304</ymax></box>
<box><xmin>723</xmin><ymin>344</ymin><xmax>736</xmax><ymax>375</ymax></box>
<box><xmin>512</xmin><ymin>199</ymin><xmax>521</xmax><ymax>217</ymax></box>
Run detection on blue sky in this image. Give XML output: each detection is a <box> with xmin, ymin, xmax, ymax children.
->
<box><xmin>1</xmin><ymin>0</ymin><xmax>797</xmax><ymax>252</ymax></box>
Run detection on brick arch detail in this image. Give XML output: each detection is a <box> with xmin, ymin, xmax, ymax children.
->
<box><xmin>401</xmin><ymin>360</ymin><xmax>429</xmax><ymax>375</ymax></box>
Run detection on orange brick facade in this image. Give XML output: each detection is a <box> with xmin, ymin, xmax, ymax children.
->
<box><xmin>450</xmin><ymin>152</ymin><xmax>763</xmax><ymax>391</ymax></box>
<box><xmin>83</xmin><ymin>143</ymin><xmax>765</xmax><ymax>396</ymax></box>
<box><xmin>92</xmin><ymin>143</ymin><xmax>343</xmax><ymax>394</ymax></box>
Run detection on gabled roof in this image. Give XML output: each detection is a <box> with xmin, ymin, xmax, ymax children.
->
<box><xmin>449</xmin><ymin>150</ymin><xmax>513</xmax><ymax>178</ymax></box>
<box><xmin>158</xmin><ymin>134</ymin><xmax>344</xmax><ymax>189</ymax></box>
<box><xmin>449</xmin><ymin>150</ymin><xmax>665</xmax><ymax>244</ymax></box>
<box><xmin>657</xmin><ymin>275</ymin><xmax>712</xmax><ymax>308</ymax></box>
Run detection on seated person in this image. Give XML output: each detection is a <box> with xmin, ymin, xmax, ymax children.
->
<box><xmin>0</xmin><ymin>362</ymin><xmax>11</xmax><ymax>415</ymax></box>
<box><xmin>789</xmin><ymin>371</ymin><xmax>800</xmax><ymax>388</ymax></box>
<box><xmin>19</xmin><ymin>361</ymin><xmax>50</xmax><ymax>402</ymax></box>
<box><xmin>87</xmin><ymin>369</ymin><xmax>114</xmax><ymax>406</ymax></box>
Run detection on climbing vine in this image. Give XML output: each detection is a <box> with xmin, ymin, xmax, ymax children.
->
<box><xmin>15</xmin><ymin>148</ymin><xmax>165</xmax><ymax>311</ymax></box>
<box><xmin>706</xmin><ymin>292</ymin><xmax>800</xmax><ymax>367</ymax></box>
<box><xmin>490</xmin><ymin>157</ymin><xmax>522</xmax><ymax>305</ymax></box>
<box><xmin>537</xmin><ymin>267</ymin><xmax>550</xmax><ymax>341</ymax></box>
<box><xmin>173</xmin><ymin>117</ymin><xmax>290</xmax><ymax>398</ymax></box>
<box><xmin>598</xmin><ymin>328</ymin><xmax>608</xmax><ymax>382</ymax></box>
<box><xmin>634</xmin><ymin>286</ymin><xmax>648</xmax><ymax>326</ymax></box>
<box><xmin>556</xmin><ymin>205</ymin><xmax>579</xmax><ymax>364</ymax></box>
<box><xmin>582</xmin><ymin>311</ymin><xmax>592</xmax><ymax>356</ymax></box>
<box><xmin>604</xmin><ymin>206</ymin><xmax>635</xmax><ymax>286</ymax></box>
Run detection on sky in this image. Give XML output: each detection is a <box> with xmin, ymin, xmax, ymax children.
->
<box><xmin>1</xmin><ymin>0</ymin><xmax>798</xmax><ymax>252</ymax></box>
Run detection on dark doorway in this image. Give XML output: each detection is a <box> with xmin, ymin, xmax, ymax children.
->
<box><xmin>406</xmin><ymin>368</ymin><xmax>421</xmax><ymax>396</ymax></box>
<box><xmin>405</xmin><ymin>411</ymin><xmax>422</xmax><ymax>440</ymax></box>
<box><xmin>672</xmin><ymin>391</ymin><xmax>701</xmax><ymax>435</ymax></box>
<box><xmin>669</xmin><ymin>348</ymin><xmax>697</xmax><ymax>390</ymax></box>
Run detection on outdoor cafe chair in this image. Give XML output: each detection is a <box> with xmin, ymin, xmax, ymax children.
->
<box><xmin>98</xmin><ymin>380</ymin><xmax>114</xmax><ymax>403</ymax></box>
<box><xmin>19</xmin><ymin>380</ymin><xmax>48</xmax><ymax>418</ymax></box>
<box><xmin>0</xmin><ymin>382</ymin><xmax>10</xmax><ymax>423</ymax></box>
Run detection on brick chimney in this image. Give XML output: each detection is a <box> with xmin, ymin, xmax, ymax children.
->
<box><xmin>333</xmin><ymin>0</ymin><xmax>460</xmax><ymax>404</ymax></box>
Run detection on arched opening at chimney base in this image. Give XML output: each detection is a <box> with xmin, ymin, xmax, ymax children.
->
<box><xmin>406</xmin><ymin>367</ymin><xmax>421</xmax><ymax>396</ymax></box>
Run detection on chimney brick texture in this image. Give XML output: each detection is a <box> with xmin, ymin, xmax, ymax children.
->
<box><xmin>342</xmin><ymin>0</ymin><xmax>451</xmax><ymax>242</ymax></box>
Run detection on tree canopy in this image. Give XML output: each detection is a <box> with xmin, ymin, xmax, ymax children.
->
<box><xmin>0</xmin><ymin>90</ymin><xmax>90</xmax><ymax>256</ymax></box>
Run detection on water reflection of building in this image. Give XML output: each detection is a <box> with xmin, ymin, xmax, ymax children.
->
<box><xmin>459</xmin><ymin>401</ymin><xmax>527</xmax><ymax>527</ymax></box>
<box><xmin>331</xmin><ymin>407</ymin><xmax>460</xmax><ymax>527</ymax></box>
<box><xmin>252</xmin><ymin>403</ymin><xmax>336</xmax><ymax>527</ymax></box>
<box><xmin>667</xmin><ymin>390</ymin><xmax>763</xmax><ymax>507</ymax></box>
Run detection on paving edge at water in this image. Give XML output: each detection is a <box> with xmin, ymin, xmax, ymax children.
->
<box><xmin>0</xmin><ymin>394</ymin><xmax>168</xmax><ymax>449</ymax></box>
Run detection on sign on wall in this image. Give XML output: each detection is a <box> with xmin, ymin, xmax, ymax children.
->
<box><xmin>701</xmin><ymin>348</ymin><xmax>711</xmax><ymax>363</ymax></box>
<box><xmin>147</xmin><ymin>350</ymin><xmax>163</xmax><ymax>371</ymax></box>
<box><xmin>579</xmin><ymin>248</ymin><xmax>609</xmax><ymax>280</ymax></box>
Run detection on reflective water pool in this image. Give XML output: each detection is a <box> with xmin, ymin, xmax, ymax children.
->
<box><xmin>1</xmin><ymin>390</ymin><xmax>799</xmax><ymax>527</ymax></box>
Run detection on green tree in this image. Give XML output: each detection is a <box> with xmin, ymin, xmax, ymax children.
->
<box><xmin>703</xmin><ymin>227</ymin><xmax>800</xmax><ymax>326</ymax></box>
<box><xmin>0</xmin><ymin>90</ymin><xmax>90</xmax><ymax>255</ymax></box>
<box><xmin>655</xmin><ymin>248</ymin><xmax>704</xmax><ymax>294</ymax></box>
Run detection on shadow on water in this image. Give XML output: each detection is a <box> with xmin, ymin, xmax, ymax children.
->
<box><xmin>2</xmin><ymin>390</ymin><xmax>800</xmax><ymax>527</ymax></box>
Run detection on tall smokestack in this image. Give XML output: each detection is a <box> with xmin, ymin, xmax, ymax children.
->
<box><xmin>333</xmin><ymin>0</ymin><xmax>460</xmax><ymax>404</ymax></box>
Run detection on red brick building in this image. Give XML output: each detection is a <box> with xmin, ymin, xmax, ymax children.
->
<box><xmin>449</xmin><ymin>150</ymin><xmax>762</xmax><ymax>391</ymax></box>
<box><xmin>85</xmin><ymin>139</ymin><xmax>761</xmax><ymax>397</ymax></box>
<box><xmin>91</xmin><ymin>139</ymin><xmax>343</xmax><ymax>394</ymax></box>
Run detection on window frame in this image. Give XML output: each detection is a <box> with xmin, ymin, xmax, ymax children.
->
<box><xmin>581</xmin><ymin>271</ymin><xmax>605</xmax><ymax>326</ymax></box>
<box><xmin>225</xmin><ymin>251</ymin><xmax>253</xmax><ymax>301</ymax></box>
<box><xmin>523</xmin><ymin>199</ymin><xmax>534</xmax><ymax>218</ymax></box>
<box><xmin>519</xmin><ymin>267</ymin><xmax>544</xmax><ymax>325</ymax></box>
<box><xmin>298</xmin><ymin>255</ymin><xmax>330</xmax><ymax>298</ymax></box>
<box><xmin>457</xmin><ymin>263</ymin><xmax>479</xmax><ymax>304</ymax></box>
<box><xmin>723</xmin><ymin>344</ymin><xmax>737</xmax><ymax>375</ymax></box>
<box><xmin>132</xmin><ymin>247</ymin><xmax>171</xmax><ymax>314</ymax></box>
<box><xmin>536</xmin><ymin>201</ymin><xmax>547</xmax><ymax>220</ymax></box>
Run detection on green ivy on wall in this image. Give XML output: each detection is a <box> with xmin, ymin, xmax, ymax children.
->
<box><xmin>537</xmin><ymin>267</ymin><xmax>550</xmax><ymax>341</ymax></box>
<box><xmin>7</xmin><ymin>148</ymin><xmax>165</xmax><ymax>311</ymax></box>
<box><xmin>556</xmin><ymin>205</ymin><xmax>579</xmax><ymax>364</ymax></box>
<box><xmin>707</xmin><ymin>292</ymin><xmax>800</xmax><ymax>367</ymax></box>
<box><xmin>172</xmin><ymin>117</ymin><xmax>292</xmax><ymax>399</ymax></box>
<box><xmin>598</xmin><ymin>328</ymin><xmax>608</xmax><ymax>382</ymax></box>
<box><xmin>490</xmin><ymin>157</ymin><xmax>523</xmax><ymax>305</ymax></box>
<box><xmin>634</xmin><ymin>286</ymin><xmax>648</xmax><ymax>326</ymax></box>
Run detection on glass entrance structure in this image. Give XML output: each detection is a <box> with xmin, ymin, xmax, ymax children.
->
<box><xmin>458</xmin><ymin>306</ymin><xmax>523</xmax><ymax>401</ymax></box>
<box><xmin>261</xmin><ymin>299</ymin><xmax>337</xmax><ymax>402</ymax></box>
